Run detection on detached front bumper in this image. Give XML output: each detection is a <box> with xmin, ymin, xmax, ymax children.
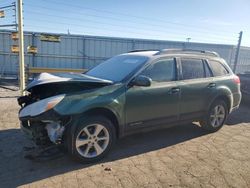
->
<box><xmin>20</xmin><ymin>119</ymin><xmax>50</xmax><ymax>145</ymax></box>
<box><xmin>20</xmin><ymin>120</ymin><xmax>33</xmax><ymax>140</ymax></box>
<box><xmin>19</xmin><ymin>109</ymin><xmax>69</xmax><ymax>146</ymax></box>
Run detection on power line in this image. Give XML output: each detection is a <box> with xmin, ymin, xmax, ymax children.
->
<box><xmin>24</xmin><ymin>10</ymin><xmax>236</xmax><ymax>41</ymax></box>
<box><xmin>16</xmin><ymin>0</ymin><xmax>237</xmax><ymax>45</ymax></box>
<box><xmin>24</xmin><ymin>2</ymin><xmax>236</xmax><ymax>35</ymax></box>
<box><xmin>0</xmin><ymin>4</ymin><xmax>14</xmax><ymax>9</ymax></box>
<box><xmin>24</xmin><ymin>17</ymin><xmax>236</xmax><ymax>44</ymax></box>
<box><xmin>24</xmin><ymin>19</ymin><xmax>194</xmax><ymax>39</ymax></box>
<box><xmin>0</xmin><ymin>24</ymin><xmax>17</xmax><ymax>27</ymax></box>
<box><xmin>40</xmin><ymin>0</ymin><xmax>234</xmax><ymax>33</ymax></box>
<box><xmin>24</xmin><ymin>24</ymin><xmax>236</xmax><ymax>45</ymax></box>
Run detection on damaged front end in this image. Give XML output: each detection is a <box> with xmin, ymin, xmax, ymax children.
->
<box><xmin>18</xmin><ymin>94</ymin><xmax>70</xmax><ymax>146</ymax></box>
<box><xmin>17</xmin><ymin>72</ymin><xmax>113</xmax><ymax>147</ymax></box>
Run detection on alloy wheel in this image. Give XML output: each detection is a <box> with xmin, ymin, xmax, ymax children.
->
<box><xmin>210</xmin><ymin>105</ymin><xmax>226</xmax><ymax>128</ymax></box>
<box><xmin>75</xmin><ymin>124</ymin><xmax>110</xmax><ymax>158</ymax></box>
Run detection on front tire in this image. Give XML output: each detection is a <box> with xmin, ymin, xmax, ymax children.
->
<box><xmin>69</xmin><ymin>116</ymin><xmax>116</xmax><ymax>163</ymax></box>
<box><xmin>200</xmin><ymin>100</ymin><xmax>228</xmax><ymax>132</ymax></box>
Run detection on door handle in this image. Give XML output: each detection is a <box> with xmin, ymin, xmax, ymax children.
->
<box><xmin>207</xmin><ymin>83</ymin><xmax>216</xmax><ymax>88</ymax></box>
<box><xmin>169</xmin><ymin>87</ymin><xmax>180</xmax><ymax>94</ymax></box>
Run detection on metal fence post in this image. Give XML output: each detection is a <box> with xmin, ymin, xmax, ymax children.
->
<box><xmin>132</xmin><ymin>40</ymin><xmax>135</xmax><ymax>50</ymax></box>
<box><xmin>17</xmin><ymin>0</ymin><xmax>25</xmax><ymax>95</ymax></box>
<box><xmin>233</xmin><ymin>31</ymin><xmax>243</xmax><ymax>73</ymax></box>
<box><xmin>31</xmin><ymin>33</ymin><xmax>35</xmax><ymax>67</ymax></box>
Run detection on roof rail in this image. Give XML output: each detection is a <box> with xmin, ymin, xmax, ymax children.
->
<box><xmin>155</xmin><ymin>49</ymin><xmax>220</xmax><ymax>57</ymax></box>
<box><xmin>128</xmin><ymin>49</ymin><xmax>160</xmax><ymax>53</ymax></box>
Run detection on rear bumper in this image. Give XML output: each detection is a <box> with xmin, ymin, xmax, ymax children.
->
<box><xmin>231</xmin><ymin>104</ymin><xmax>240</xmax><ymax>112</ymax></box>
<box><xmin>230</xmin><ymin>92</ymin><xmax>242</xmax><ymax>112</ymax></box>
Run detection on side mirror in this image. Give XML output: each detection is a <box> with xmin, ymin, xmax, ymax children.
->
<box><xmin>131</xmin><ymin>75</ymin><xmax>151</xmax><ymax>87</ymax></box>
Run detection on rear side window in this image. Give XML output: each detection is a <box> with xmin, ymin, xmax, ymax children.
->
<box><xmin>181</xmin><ymin>59</ymin><xmax>205</xmax><ymax>80</ymax></box>
<box><xmin>208</xmin><ymin>60</ymin><xmax>229</xmax><ymax>76</ymax></box>
<box><xmin>141</xmin><ymin>59</ymin><xmax>176</xmax><ymax>82</ymax></box>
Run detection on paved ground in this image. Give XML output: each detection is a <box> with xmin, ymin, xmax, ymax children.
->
<box><xmin>0</xmin><ymin>87</ymin><xmax>250</xmax><ymax>188</ymax></box>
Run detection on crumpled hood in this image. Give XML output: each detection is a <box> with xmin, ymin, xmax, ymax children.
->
<box><xmin>25</xmin><ymin>72</ymin><xmax>113</xmax><ymax>91</ymax></box>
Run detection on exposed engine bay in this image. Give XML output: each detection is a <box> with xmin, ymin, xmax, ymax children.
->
<box><xmin>21</xmin><ymin>117</ymin><xmax>71</xmax><ymax>146</ymax></box>
<box><xmin>18</xmin><ymin>72</ymin><xmax>112</xmax><ymax>147</ymax></box>
<box><xmin>18</xmin><ymin>82</ymin><xmax>106</xmax><ymax>107</ymax></box>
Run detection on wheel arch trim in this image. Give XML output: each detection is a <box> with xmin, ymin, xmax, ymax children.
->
<box><xmin>209</xmin><ymin>93</ymin><xmax>232</xmax><ymax>113</ymax></box>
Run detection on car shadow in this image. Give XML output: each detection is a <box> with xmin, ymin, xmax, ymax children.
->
<box><xmin>110</xmin><ymin>123</ymin><xmax>208</xmax><ymax>160</ymax></box>
<box><xmin>0</xmin><ymin>123</ymin><xmax>208</xmax><ymax>187</ymax></box>
<box><xmin>226</xmin><ymin>103</ymin><xmax>250</xmax><ymax>125</ymax></box>
<box><xmin>0</xmin><ymin>79</ymin><xmax>18</xmax><ymax>86</ymax></box>
<box><xmin>2</xmin><ymin>102</ymin><xmax>249</xmax><ymax>187</ymax></box>
<box><xmin>0</xmin><ymin>96</ymin><xmax>18</xmax><ymax>99</ymax></box>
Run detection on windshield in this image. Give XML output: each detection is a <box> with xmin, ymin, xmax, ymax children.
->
<box><xmin>86</xmin><ymin>55</ymin><xmax>148</xmax><ymax>82</ymax></box>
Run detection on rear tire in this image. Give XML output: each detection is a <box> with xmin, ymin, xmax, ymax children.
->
<box><xmin>68</xmin><ymin>116</ymin><xmax>116</xmax><ymax>163</ymax></box>
<box><xmin>200</xmin><ymin>100</ymin><xmax>228</xmax><ymax>132</ymax></box>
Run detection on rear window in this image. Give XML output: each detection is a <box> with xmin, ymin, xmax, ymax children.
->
<box><xmin>181</xmin><ymin>59</ymin><xmax>205</xmax><ymax>80</ymax></box>
<box><xmin>208</xmin><ymin>60</ymin><xmax>229</xmax><ymax>76</ymax></box>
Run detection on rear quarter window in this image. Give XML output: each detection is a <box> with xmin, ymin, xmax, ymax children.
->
<box><xmin>208</xmin><ymin>60</ymin><xmax>229</xmax><ymax>77</ymax></box>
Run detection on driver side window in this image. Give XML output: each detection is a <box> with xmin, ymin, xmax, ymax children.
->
<box><xmin>140</xmin><ymin>59</ymin><xmax>176</xmax><ymax>82</ymax></box>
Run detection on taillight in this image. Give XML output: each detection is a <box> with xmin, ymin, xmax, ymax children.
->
<box><xmin>233</xmin><ymin>75</ymin><xmax>240</xmax><ymax>84</ymax></box>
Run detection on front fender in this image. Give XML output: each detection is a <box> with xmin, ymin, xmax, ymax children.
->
<box><xmin>54</xmin><ymin>84</ymin><xmax>126</xmax><ymax>124</ymax></box>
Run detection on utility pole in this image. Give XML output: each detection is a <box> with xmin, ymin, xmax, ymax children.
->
<box><xmin>17</xmin><ymin>0</ymin><xmax>25</xmax><ymax>95</ymax></box>
<box><xmin>233</xmin><ymin>31</ymin><xmax>243</xmax><ymax>73</ymax></box>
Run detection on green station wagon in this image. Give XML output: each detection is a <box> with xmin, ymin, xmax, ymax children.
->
<box><xmin>18</xmin><ymin>49</ymin><xmax>241</xmax><ymax>163</ymax></box>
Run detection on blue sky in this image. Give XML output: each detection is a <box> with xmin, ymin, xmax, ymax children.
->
<box><xmin>1</xmin><ymin>0</ymin><xmax>250</xmax><ymax>46</ymax></box>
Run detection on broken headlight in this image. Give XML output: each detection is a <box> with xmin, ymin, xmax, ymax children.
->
<box><xmin>19</xmin><ymin>94</ymin><xmax>65</xmax><ymax>118</ymax></box>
